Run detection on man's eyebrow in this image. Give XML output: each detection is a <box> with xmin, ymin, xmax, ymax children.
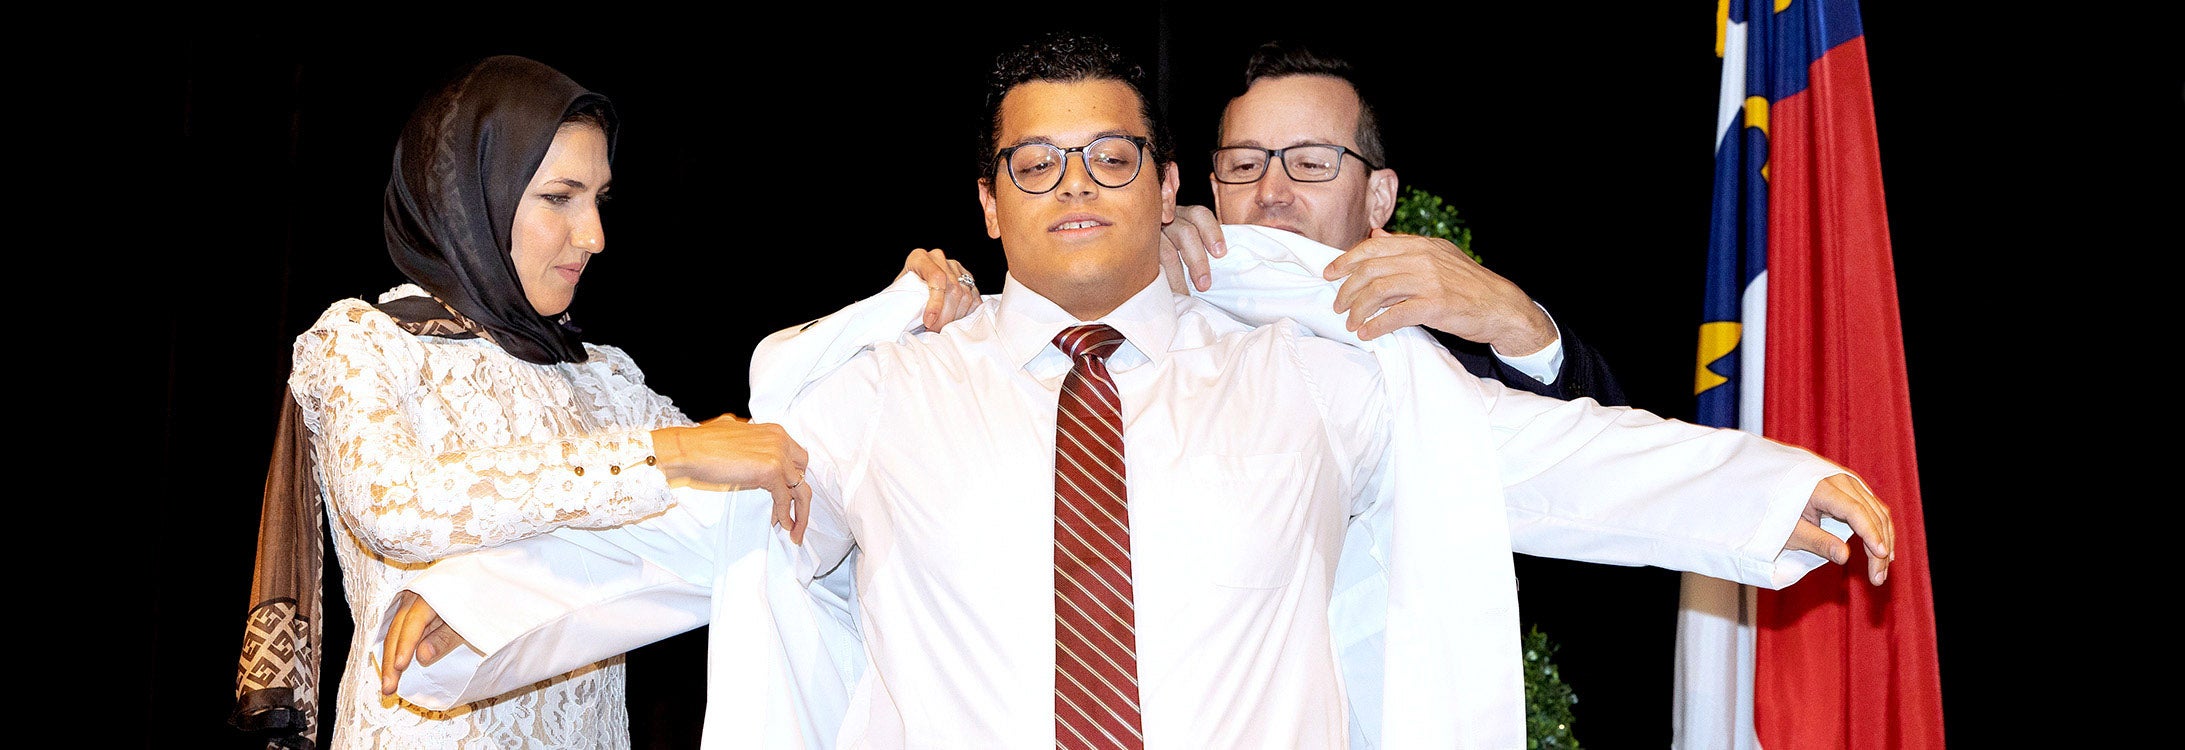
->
<box><xmin>1006</xmin><ymin>129</ymin><xmax>1140</xmax><ymax>148</ymax></box>
<box><xmin>1219</xmin><ymin>138</ymin><xmax>1340</xmax><ymax>149</ymax></box>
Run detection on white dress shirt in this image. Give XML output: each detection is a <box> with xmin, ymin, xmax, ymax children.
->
<box><xmin>786</xmin><ymin>272</ymin><xmax>1387</xmax><ymax>748</ymax></box>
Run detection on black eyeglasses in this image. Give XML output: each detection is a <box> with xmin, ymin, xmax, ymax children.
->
<box><xmin>1211</xmin><ymin>144</ymin><xmax>1382</xmax><ymax>184</ymax></box>
<box><xmin>995</xmin><ymin>135</ymin><xmax>1150</xmax><ymax>194</ymax></box>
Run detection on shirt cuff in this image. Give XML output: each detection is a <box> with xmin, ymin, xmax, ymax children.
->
<box><xmin>1490</xmin><ymin>303</ymin><xmax>1565</xmax><ymax>384</ymax></box>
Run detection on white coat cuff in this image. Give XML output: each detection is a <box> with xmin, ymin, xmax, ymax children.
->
<box><xmin>1742</xmin><ymin>460</ymin><xmax>1857</xmax><ymax>588</ymax></box>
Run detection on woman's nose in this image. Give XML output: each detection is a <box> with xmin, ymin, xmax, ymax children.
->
<box><xmin>573</xmin><ymin>214</ymin><xmax>605</xmax><ymax>253</ymax></box>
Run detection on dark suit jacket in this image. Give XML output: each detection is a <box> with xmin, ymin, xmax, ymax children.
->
<box><xmin>1429</xmin><ymin>313</ymin><xmax>1625</xmax><ymax>406</ymax></box>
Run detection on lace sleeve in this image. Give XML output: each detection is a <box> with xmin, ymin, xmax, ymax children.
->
<box><xmin>289</xmin><ymin>302</ymin><xmax>680</xmax><ymax>564</ymax></box>
<box><xmin>593</xmin><ymin>342</ymin><xmax>701</xmax><ymax>431</ymax></box>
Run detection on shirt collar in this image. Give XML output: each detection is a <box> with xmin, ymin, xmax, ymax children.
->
<box><xmin>992</xmin><ymin>272</ymin><xmax>1179</xmax><ymax>372</ymax></box>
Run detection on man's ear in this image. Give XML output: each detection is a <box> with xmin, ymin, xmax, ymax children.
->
<box><xmin>1159</xmin><ymin>161</ymin><xmax>1181</xmax><ymax>225</ymax></box>
<box><xmin>978</xmin><ymin>178</ymin><xmax>1001</xmax><ymax>239</ymax></box>
<box><xmin>1366</xmin><ymin>168</ymin><xmax>1400</xmax><ymax>229</ymax></box>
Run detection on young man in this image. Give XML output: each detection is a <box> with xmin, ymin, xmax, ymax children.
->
<box><xmin>377</xmin><ymin>31</ymin><xmax>1892</xmax><ymax>749</ymax></box>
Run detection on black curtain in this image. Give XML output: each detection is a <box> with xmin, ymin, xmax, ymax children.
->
<box><xmin>120</xmin><ymin>5</ymin><xmax>2164</xmax><ymax>748</ymax></box>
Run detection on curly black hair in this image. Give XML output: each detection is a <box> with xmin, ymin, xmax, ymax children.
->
<box><xmin>976</xmin><ymin>30</ymin><xmax>1174</xmax><ymax>187</ymax></box>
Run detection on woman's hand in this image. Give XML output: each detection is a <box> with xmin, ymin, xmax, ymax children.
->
<box><xmin>380</xmin><ymin>590</ymin><xmax>466</xmax><ymax>696</ymax></box>
<box><xmin>652</xmin><ymin>414</ymin><xmax>813</xmax><ymax>542</ymax></box>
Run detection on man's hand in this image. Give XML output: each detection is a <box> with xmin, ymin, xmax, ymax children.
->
<box><xmin>1159</xmin><ymin>204</ymin><xmax>1225</xmax><ymax>294</ymax></box>
<box><xmin>1785</xmin><ymin>472</ymin><xmax>1896</xmax><ymax>585</ymax></box>
<box><xmin>379</xmin><ymin>590</ymin><xmax>469</xmax><ymax>696</ymax></box>
<box><xmin>1323</xmin><ymin>228</ymin><xmax>1558</xmax><ymax>352</ymax></box>
<box><xmin>901</xmin><ymin>248</ymin><xmax>983</xmax><ymax>332</ymax></box>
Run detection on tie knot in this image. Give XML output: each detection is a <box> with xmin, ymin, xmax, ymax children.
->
<box><xmin>1054</xmin><ymin>324</ymin><xmax>1125</xmax><ymax>361</ymax></box>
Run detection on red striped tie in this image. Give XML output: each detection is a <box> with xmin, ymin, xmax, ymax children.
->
<box><xmin>1051</xmin><ymin>324</ymin><xmax>1142</xmax><ymax>750</ymax></box>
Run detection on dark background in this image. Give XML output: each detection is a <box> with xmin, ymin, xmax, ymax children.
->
<box><xmin>112</xmin><ymin>4</ymin><xmax>2171</xmax><ymax>748</ymax></box>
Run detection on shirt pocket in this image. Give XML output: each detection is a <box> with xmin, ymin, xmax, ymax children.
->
<box><xmin>1185</xmin><ymin>451</ymin><xmax>1313</xmax><ymax>589</ymax></box>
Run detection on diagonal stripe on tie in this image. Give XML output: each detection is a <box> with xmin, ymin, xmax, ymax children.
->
<box><xmin>1051</xmin><ymin>324</ymin><xmax>1142</xmax><ymax>750</ymax></box>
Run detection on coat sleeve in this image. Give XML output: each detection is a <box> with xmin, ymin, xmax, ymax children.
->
<box><xmin>1481</xmin><ymin>378</ymin><xmax>1846</xmax><ymax>589</ymax></box>
<box><xmin>382</xmin><ymin>486</ymin><xmax>753</xmax><ymax>709</ymax></box>
<box><xmin>749</xmin><ymin>271</ymin><xmax>937</xmax><ymax>421</ymax></box>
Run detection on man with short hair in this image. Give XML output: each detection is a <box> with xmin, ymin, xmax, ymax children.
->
<box><xmin>377</xmin><ymin>30</ymin><xmax>1893</xmax><ymax>750</ymax></box>
<box><xmin>1165</xmin><ymin>40</ymin><xmax>1623</xmax><ymax>405</ymax></box>
<box><xmin>1174</xmin><ymin>39</ymin><xmax>1691</xmax><ymax>741</ymax></box>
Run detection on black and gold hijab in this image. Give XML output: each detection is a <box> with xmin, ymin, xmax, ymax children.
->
<box><xmin>232</xmin><ymin>55</ymin><xmax>617</xmax><ymax>749</ymax></box>
<box><xmin>383</xmin><ymin>53</ymin><xmax>619</xmax><ymax>365</ymax></box>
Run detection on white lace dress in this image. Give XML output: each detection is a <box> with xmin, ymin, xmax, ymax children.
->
<box><xmin>289</xmin><ymin>285</ymin><xmax>692</xmax><ymax>749</ymax></box>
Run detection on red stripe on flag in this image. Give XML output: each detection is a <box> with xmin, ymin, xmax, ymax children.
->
<box><xmin>1756</xmin><ymin>34</ymin><xmax>1945</xmax><ymax>749</ymax></box>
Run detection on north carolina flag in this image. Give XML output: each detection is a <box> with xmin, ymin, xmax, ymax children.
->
<box><xmin>1675</xmin><ymin>1</ymin><xmax>1945</xmax><ymax>748</ymax></box>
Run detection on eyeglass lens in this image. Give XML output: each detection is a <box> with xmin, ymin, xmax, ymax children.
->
<box><xmin>1213</xmin><ymin>145</ymin><xmax>1348</xmax><ymax>184</ymax></box>
<box><xmin>1009</xmin><ymin>136</ymin><xmax>1143</xmax><ymax>193</ymax></box>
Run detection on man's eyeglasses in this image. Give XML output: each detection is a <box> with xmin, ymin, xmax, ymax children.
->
<box><xmin>995</xmin><ymin>135</ymin><xmax>1150</xmax><ymax>194</ymax></box>
<box><xmin>1211</xmin><ymin>144</ymin><xmax>1382</xmax><ymax>185</ymax></box>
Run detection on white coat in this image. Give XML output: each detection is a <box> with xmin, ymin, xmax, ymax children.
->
<box><xmin>382</xmin><ymin>225</ymin><xmax>1848</xmax><ymax>749</ymax></box>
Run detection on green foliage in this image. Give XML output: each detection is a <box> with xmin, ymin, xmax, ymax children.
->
<box><xmin>1386</xmin><ymin>185</ymin><xmax>1482</xmax><ymax>264</ymax></box>
<box><xmin>1523</xmin><ymin>625</ymin><xmax>1582</xmax><ymax>749</ymax></box>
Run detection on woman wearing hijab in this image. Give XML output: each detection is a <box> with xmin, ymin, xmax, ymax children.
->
<box><xmin>234</xmin><ymin>55</ymin><xmax>827</xmax><ymax>749</ymax></box>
